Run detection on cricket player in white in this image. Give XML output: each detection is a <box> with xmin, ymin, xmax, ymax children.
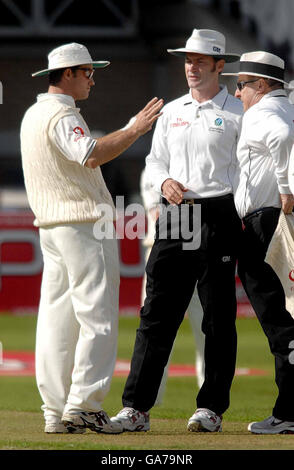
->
<box><xmin>20</xmin><ymin>43</ymin><xmax>163</xmax><ymax>434</ymax></box>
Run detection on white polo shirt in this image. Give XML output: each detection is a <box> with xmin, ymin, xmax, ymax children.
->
<box><xmin>37</xmin><ymin>93</ymin><xmax>96</xmax><ymax>165</ymax></box>
<box><xmin>145</xmin><ymin>86</ymin><xmax>243</xmax><ymax>198</ymax></box>
<box><xmin>234</xmin><ymin>90</ymin><xmax>294</xmax><ymax>219</ymax></box>
<box><xmin>288</xmin><ymin>145</ymin><xmax>294</xmax><ymax>195</ymax></box>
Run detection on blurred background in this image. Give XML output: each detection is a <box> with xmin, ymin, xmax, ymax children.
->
<box><xmin>1</xmin><ymin>0</ymin><xmax>294</xmax><ymax>208</ymax></box>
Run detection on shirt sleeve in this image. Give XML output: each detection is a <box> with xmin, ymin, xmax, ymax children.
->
<box><xmin>263</xmin><ymin>113</ymin><xmax>294</xmax><ymax>194</ymax></box>
<box><xmin>140</xmin><ymin>168</ymin><xmax>161</xmax><ymax>210</ymax></box>
<box><xmin>53</xmin><ymin>114</ymin><xmax>97</xmax><ymax>165</ymax></box>
<box><xmin>145</xmin><ymin>110</ymin><xmax>171</xmax><ymax>193</ymax></box>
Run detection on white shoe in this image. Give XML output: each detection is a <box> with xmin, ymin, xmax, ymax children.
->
<box><xmin>111</xmin><ymin>407</ymin><xmax>150</xmax><ymax>432</ymax></box>
<box><xmin>248</xmin><ymin>416</ymin><xmax>294</xmax><ymax>434</ymax></box>
<box><xmin>62</xmin><ymin>410</ymin><xmax>123</xmax><ymax>434</ymax></box>
<box><xmin>187</xmin><ymin>408</ymin><xmax>222</xmax><ymax>432</ymax></box>
<box><xmin>45</xmin><ymin>422</ymin><xmax>85</xmax><ymax>434</ymax></box>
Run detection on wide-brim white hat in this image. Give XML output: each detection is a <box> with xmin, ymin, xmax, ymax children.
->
<box><xmin>167</xmin><ymin>29</ymin><xmax>240</xmax><ymax>63</ymax></box>
<box><xmin>222</xmin><ymin>51</ymin><xmax>288</xmax><ymax>85</ymax></box>
<box><xmin>32</xmin><ymin>42</ymin><xmax>110</xmax><ymax>77</ymax></box>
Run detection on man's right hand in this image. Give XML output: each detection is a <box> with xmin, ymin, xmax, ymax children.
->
<box><xmin>161</xmin><ymin>178</ymin><xmax>188</xmax><ymax>205</ymax></box>
<box><xmin>131</xmin><ymin>97</ymin><xmax>164</xmax><ymax>136</ymax></box>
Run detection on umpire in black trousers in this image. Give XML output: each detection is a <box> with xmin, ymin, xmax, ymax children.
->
<box><xmin>111</xmin><ymin>28</ymin><xmax>244</xmax><ymax>433</ymax></box>
<box><xmin>227</xmin><ymin>50</ymin><xmax>294</xmax><ymax>434</ymax></box>
<box><xmin>124</xmin><ymin>195</ymin><xmax>242</xmax><ymax>415</ymax></box>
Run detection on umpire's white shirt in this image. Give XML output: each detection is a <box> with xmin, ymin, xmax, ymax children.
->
<box><xmin>288</xmin><ymin>145</ymin><xmax>294</xmax><ymax>195</ymax></box>
<box><xmin>145</xmin><ymin>86</ymin><xmax>243</xmax><ymax>198</ymax></box>
<box><xmin>234</xmin><ymin>90</ymin><xmax>294</xmax><ymax>219</ymax></box>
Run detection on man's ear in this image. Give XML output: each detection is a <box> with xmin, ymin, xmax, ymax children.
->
<box><xmin>258</xmin><ymin>78</ymin><xmax>268</xmax><ymax>92</ymax></box>
<box><xmin>63</xmin><ymin>68</ymin><xmax>73</xmax><ymax>81</ymax></box>
<box><xmin>216</xmin><ymin>59</ymin><xmax>225</xmax><ymax>73</ymax></box>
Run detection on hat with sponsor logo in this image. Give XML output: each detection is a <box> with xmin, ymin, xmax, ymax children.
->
<box><xmin>222</xmin><ymin>51</ymin><xmax>288</xmax><ymax>85</ymax></box>
<box><xmin>167</xmin><ymin>29</ymin><xmax>240</xmax><ymax>63</ymax></box>
<box><xmin>32</xmin><ymin>42</ymin><xmax>110</xmax><ymax>77</ymax></box>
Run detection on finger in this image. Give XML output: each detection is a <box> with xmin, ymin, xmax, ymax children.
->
<box><xmin>143</xmin><ymin>97</ymin><xmax>161</xmax><ymax>111</ymax></box>
<box><xmin>145</xmin><ymin>107</ymin><xmax>164</xmax><ymax>122</ymax></box>
<box><xmin>146</xmin><ymin>99</ymin><xmax>164</xmax><ymax>114</ymax></box>
<box><xmin>178</xmin><ymin>183</ymin><xmax>188</xmax><ymax>192</ymax></box>
<box><xmin>148</xmin><ymin>112</ymin><xmax>163</xmax><ymax>125</ymax></box>
<box><xmin>169</xmin><ymin>185</ymin><xmax>184</xmax><ymax>200</ymax></box>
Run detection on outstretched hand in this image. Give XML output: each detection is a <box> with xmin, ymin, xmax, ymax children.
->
<box><xmin>132</xmin><ymin>97</ymin><xmax>164</xmax><ymax>136</ymax></box>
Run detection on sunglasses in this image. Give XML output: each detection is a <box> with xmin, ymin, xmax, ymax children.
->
<box><xmin>76</xmin><ymin>67</ymin><xmax>95</xmax><ymax>80</ymax></box>
<box><xmin>236</xmin><ymin>78</ymin><xmax>260</xmax><ymax>91</ymax></box>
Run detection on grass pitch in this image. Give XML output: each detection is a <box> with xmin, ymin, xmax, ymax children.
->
<box><xmin>0</xmin><ymin>314</ymin><xmax>293</xmax><ymax>451</ymax></box>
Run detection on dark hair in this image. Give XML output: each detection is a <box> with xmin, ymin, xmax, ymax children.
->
<box><xmin>48</xmin><ymin>66</ymin><xmax>79</xmax><ymax>85</ymax></box>
<box><xmin>212</xmin><ymin>57</ymin><xmax>223</xmax><ymax>63</ymax></box>
<box><xmin>265</xmin><ymin>77</ymin><xmax>284</xmax><ymax>89</ymax></box>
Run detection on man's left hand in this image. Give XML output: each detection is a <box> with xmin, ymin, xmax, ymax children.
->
<box><xmin>280</xmin><ymin>193</ymin><xmax>294</xmax><ymax>214</ymax></box>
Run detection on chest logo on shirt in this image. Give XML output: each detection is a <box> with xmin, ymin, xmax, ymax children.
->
<box><xmin>170</xmin><ymin>117</ymin><xmax>190</xmax><ymax>128</ymax></box>
<box><xmin>209</xmin><ymin>116</ymin><xmax>225</xmax><ymax>133</ymax></box>
<box><xmin>73</xmin><ymin>126</ymin><xmax>85</xmax><ymax>141</ymax></box>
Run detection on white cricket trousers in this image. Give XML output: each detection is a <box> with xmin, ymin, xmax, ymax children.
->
<box><xmin>36</xmin><ymin>222</ymin><xmax>120</xmax><ymax>424</ymax></box>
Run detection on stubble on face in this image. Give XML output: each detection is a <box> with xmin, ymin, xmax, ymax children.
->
<box><xmin>185</xmin><ymin>53</ymin><xmax>224</xmax><ymax>101</ymax></box>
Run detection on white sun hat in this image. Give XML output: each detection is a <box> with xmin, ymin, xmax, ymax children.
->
<box><xmin>167</xmin><ymin>29</ymin><xmax>240</xmax><ymax>63</ymax></box>
<box><xmin>222</xmin><ymin>51</ymin><xmax>288</xmax><ymax>85</ymax></box>
<box><xmin>32</xmin><ymin>42</ymin><xmax>110</xmax><ymax>77</ymax></box>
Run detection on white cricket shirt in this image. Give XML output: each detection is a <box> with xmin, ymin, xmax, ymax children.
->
<box><xmin>234</xmin><ymin>90</ymin><xmax>294</xmax><ymax>219</ymax></box>
<box><xmin>288</xmin><ymin>145</ymin><xmax>294</xmax><ymax>195</ymax></box>
<box><xmin>37</xmin><ymin>93</ymin><xmax>96</xmax><ymax>165</ymax></box>
<box><xmin>145</xmin><ymin>86</ymin><xmax>243</xmax><ymax>198</ymax></box>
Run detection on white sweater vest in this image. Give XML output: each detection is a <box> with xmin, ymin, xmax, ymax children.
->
<box><xmin>20</xmin><ymin>96</ymin><xmax>115</xmax><ymax>227</ymax></box>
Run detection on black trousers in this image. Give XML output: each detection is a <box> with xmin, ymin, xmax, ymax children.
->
<box><xmin>122</xmin><ymin>194</ymin><xmax>242</xmax><ymax>415</ymax></box>
<box><xmin>238</xmin><ymin>207</ymin><xmax>294</xmax><ymax>421</ymax></box>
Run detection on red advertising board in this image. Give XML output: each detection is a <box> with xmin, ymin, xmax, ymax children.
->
<box><xmin>0</xmin><ymin>210</ymin><xmax>254</xmax><ymax>316</ymax></box>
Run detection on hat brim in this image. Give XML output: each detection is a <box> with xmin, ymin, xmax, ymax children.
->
<box><xmin>222</xmin><ymin>71</ymin><xmax>289</xmax><ymax>86</ymax></box>
<box><xmin>32</xmin><ymin>61</ymin><xmax>110</xmax><ymax>77</ymax></box>
<box><xmin>167</xmin><ymin>48</ymin><xmax>240</xmax><ymax>63</ymax></box>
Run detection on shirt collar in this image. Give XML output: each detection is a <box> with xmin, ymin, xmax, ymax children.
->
<box><xmin>37</xmin><ymin>93</ymin><xmax>76</xmax><ymax>107</ymax></box>
<box><xmin>260</xmin><ymin>89</ymin><xmax>288</xmax><ymax>102</ymax></box>
<box><xmin>184</xmin><ymin>85</ymin><xmax>228</xmax><ymax>109</ymax></box>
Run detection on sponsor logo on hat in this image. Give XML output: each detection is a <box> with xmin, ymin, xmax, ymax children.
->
<box><xmin>213</xmin><ymin>46</ymin><xmax>221</xmax><ymax>53</ymax></box>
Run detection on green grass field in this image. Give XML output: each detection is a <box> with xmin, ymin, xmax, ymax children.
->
<box><xmin>0</xmin><ymin>314</ymin><xmax>293</xmax><ymax>451</ymax></box>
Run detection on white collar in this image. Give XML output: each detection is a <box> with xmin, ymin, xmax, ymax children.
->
<box><xmin>37</xmin><ymin>93</ymin><xmax>76</xmax><ymax>107</ymax></box>
<box><xmin>260</xmin><ymin>89</ymin><xmax>287</xmax><ymax>101</ymax></box>
<box><xmin>186</xmin><ymin>85</ymin><xmax>228</xmax><ymax>109</ymax></box>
